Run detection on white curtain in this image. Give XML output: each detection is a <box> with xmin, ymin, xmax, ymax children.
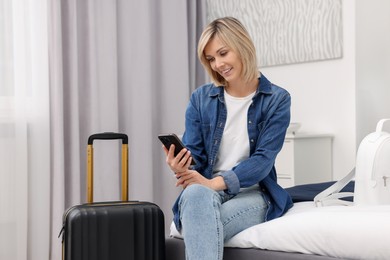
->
<box><xmin>0</xmin><ymin>0</ymin><xmax>51</xmax><ymax>259</ymax></box>
<box><xmin>1</xmin><ymin>0</ymin><xmax>207</xmax><ymax>259</ymax></box>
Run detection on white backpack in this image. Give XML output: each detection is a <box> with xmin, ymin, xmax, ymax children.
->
<box><xmin>315</xmin><ymin>119</ymin><xmax>390</xmax><ymax>207</ymax></box>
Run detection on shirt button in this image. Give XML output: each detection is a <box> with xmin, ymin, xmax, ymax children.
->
<box><xmin>250</xmin><ymin>139</ymin><xmax>254</xmax><ymax>143</ymax></box>
<box><xmin>248</xmin><ymin>120</ymin><xmax>252</xmax><ymax>124</ymax></box>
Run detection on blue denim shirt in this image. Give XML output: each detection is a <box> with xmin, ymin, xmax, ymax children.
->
<box><xmin>172</xmin><ymin>74</ymin><xmax>293</xmax><ymax>230</ymax></box>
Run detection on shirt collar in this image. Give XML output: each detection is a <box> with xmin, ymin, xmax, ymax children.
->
<box><xmin>208</xmin><ymin>73</ymin><xmax>274</xmax><ymax>98</ymax></box>
<box><xmin>256</xmin><ymin>74</ymin><xmax>273</xmax><ymax>95</ymax></box>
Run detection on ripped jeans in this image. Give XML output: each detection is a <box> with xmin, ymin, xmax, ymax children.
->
<box><xmin>178</xmin><ymin>184</ymin><xmax>268</xmax><ymax>260</ymax></box>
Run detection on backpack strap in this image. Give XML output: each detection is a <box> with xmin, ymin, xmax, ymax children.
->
<box><xmin>314</xmin><ymin>168</ymin><xmax>355</xmax><ymax>207</ymax></box>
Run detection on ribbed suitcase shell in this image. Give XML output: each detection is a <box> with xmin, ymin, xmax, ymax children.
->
<box><xmin>63</xmin><ymin>201</ymin><xmax>165</xmax><ymax>260</ymax></box>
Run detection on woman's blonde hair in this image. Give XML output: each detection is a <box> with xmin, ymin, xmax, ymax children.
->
<box><xmin>197</xmin><ymin>17</ymin><xmax>259</xmax><ymax>86</ymax></box>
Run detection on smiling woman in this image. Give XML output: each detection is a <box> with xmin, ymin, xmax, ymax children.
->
<box><xmin>163</xmin><ymin>17</ymin><xmax>293</xmax><ymax>260</ymax></box>
<box><xmin>198</xmin><ymin>17</ymin><xmax>259</xmax><ymax>88</ymax></box>
<box><xmin>204</xmin><ymin>37</ymin><xmax>245</xmax><ymax>92</ymax></box>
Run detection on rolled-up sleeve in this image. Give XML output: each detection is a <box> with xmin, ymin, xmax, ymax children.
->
<box><xmin>218</xmin><ymin>170</ymin><xmax>240</xmax><ymax>195</ymax></box>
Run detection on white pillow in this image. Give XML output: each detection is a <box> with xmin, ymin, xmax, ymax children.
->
<box><xmin>226</xmin><ymin>202</ymin><xmax>390</xmax><ymax>260</ymax></box>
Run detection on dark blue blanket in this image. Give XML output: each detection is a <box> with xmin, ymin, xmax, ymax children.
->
<box><xmin>285</xmin><ymin>181</ymin><xmax>355</xmax><ymax>203</ymax></box>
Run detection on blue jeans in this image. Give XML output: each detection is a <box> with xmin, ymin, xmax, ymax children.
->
<box><xmin>178</xmin><ymin>184</ymin><xmax>268</xmax><ymax>260</ymax></box>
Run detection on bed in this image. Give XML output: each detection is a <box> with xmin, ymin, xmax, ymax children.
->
<box><xmin>165</xmin><ymin>181</ymin><xmax>390</xmax><ymax>260</ymax></box>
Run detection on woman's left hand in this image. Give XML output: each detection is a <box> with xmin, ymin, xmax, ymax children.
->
<box><xmin>175</xmin><ymin>170</ymin><xmax>227</xmax><ymax>191</ymax></box>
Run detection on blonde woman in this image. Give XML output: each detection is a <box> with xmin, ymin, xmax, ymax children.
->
<box><xmin>163</xmin><ymin>17</ymin><xmax>293</xmax><ymax>260</ymax></box>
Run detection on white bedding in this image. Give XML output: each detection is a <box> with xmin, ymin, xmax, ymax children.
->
<box><xmin>170</xmin><ymin>202</ymin><xmax>390</xmax><ymax>260</ymax></box>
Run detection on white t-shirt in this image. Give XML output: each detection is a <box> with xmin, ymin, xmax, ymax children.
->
<box><xmin>213</xmin><ymin>89</ymin><xmax>256</xmax><ymax>175</ymax></box>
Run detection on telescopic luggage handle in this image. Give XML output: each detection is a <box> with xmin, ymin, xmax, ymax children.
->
<box><xmin>88</xmin><ymin>132</ymin><xmax>128</xmax><ymax>144</ymax></box>
<box><xmin>87</xmin><ymin>132</ymin><xmax>128</xmax><ymax>203</ymax></box>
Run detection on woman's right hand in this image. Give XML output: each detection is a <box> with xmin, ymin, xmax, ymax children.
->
<box><xmin>162</xmin><ymin>144</ymin><xmax>193</xmax><ymax>174</ymax></box>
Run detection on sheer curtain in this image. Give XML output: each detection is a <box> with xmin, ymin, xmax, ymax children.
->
<box><xmin>1</xmin><ymin>0</ymin><xmax>206</xmax><ymax>259</ymax></box>
<box><xmin>0</xmin><ymin>0</ymin><xmax>51</xmax><ymax>259</ymax></box>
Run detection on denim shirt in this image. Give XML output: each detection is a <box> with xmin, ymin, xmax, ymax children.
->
<box><xmin>172</xmin><ymin>74</ymin><xmax>293</xmax><ymax>231</ymax></box>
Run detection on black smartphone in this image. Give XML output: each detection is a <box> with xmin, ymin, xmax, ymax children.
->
<box><xmin>158</xmin><ymin>133</ymin><xmax>196</xmax><ymax>165</ymax></box>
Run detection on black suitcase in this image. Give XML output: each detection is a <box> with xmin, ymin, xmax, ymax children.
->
<box><xmin>61</xmin><ymin>133</ymin><xmax>165</xmax><ymax>260</ymax></box>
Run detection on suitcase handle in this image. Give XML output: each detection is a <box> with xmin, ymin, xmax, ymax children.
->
<box><xmin>88</xmin><ymin>132</ymin><xmax>128</xmax><ymax>144</ymax></box>
<box><xmin>87</xmin><ymin>132</ymin><xmax>129</xmax><ymax>203</ymax></box>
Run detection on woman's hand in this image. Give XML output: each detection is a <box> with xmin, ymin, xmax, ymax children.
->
<box><xmin>162</xmin><ymin>144</ymin><xmax>193</xmax><ymax>174</ymax></box>
<box><xmin>175</xmin><ymin>170</ymin><xmax>227</xmax><ymax>191</ymax></box>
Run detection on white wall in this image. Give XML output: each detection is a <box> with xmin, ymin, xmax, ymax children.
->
<box><xmin>262</xmin><ymin>0</ymin><xmax>356</xmax><ymax>180</ymax></box>
<box><xmin>356</xmin><ymin>0</ymin><xmax>390</xmax><ymax>142</ymax></box>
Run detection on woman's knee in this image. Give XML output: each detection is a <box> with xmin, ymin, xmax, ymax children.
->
<box><xmin>179</xmin><ymin>184</ymin><xmax>220</xmax><ymax>209</ymax></box>
<box><xmin>181</xmin><ymin>184</ymin><xmax>214</xmax><ymax>201</ymax></box>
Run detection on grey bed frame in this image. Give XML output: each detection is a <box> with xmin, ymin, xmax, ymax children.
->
<box><xmin>165</xmin><ymin>237</ymin><xmax>348</xmax><ymax>260</ymax></box>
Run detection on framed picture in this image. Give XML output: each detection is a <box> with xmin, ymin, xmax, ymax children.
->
<box><xmin>206</xmin><ymin>0</ymin><xmax>343</xmax><ymax>67</ymax></box>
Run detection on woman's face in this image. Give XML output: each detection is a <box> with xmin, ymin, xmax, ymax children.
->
<box><xmin>204</xmin><ymin>36</ymin><xmax>243</xmax><ymax>84</ymax></box>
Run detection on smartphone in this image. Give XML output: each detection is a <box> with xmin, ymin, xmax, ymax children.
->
<box><xmin>158</xmin><ymin>133</ymin><xmax>196</xmax><ymax>165</ymax></box>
